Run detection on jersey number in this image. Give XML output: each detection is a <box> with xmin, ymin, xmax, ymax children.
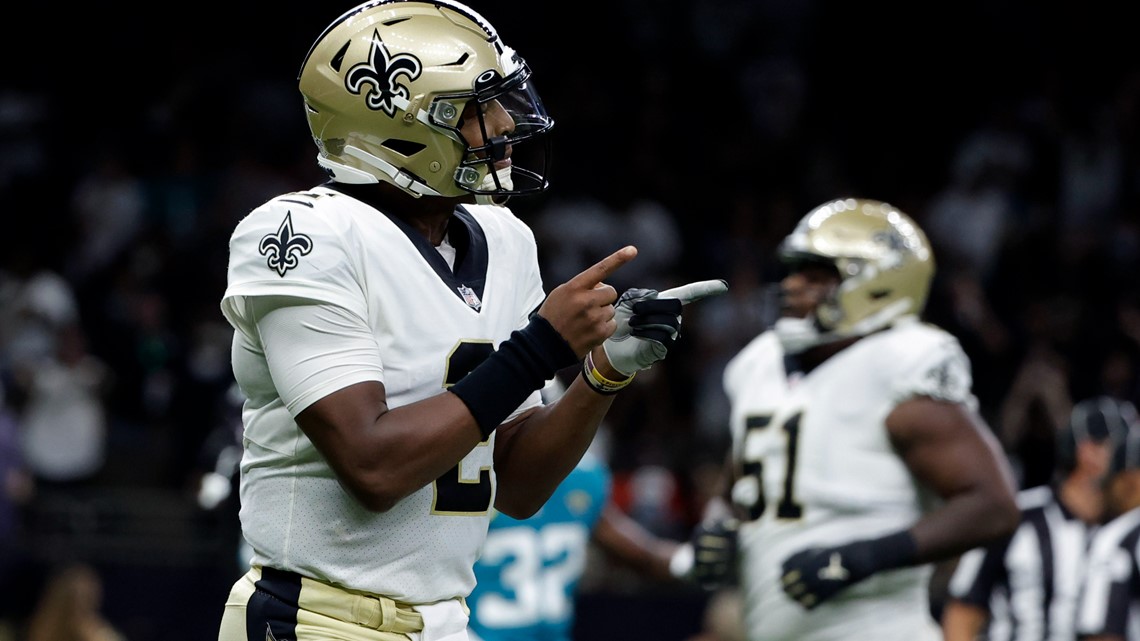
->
<box><xmin>738</xmin><ymin>413</ymin><xmax>803</xmax><ymax>521</ymax></box>
<box><xmin>474</xmin><ymin>523</ymin><xmax>589</xmax><ymax>628</ymax></box>
<box><xmin>434</xmin><ymin>341</ymin><xmax>495</xmax><ymax>515</ymax></box>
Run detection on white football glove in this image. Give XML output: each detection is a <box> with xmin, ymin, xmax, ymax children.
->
<box><xmin>602</xmin><ymin>279</ymin><xmax>728</xmax><ymax>377</ymax></box>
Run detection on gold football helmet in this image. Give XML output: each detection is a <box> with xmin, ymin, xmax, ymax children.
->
<box><xmin>298</xmin><ymin>0</ymin><xmax>552</xmax><ymax>198</ymax></box>
<box><xmin>779</xmin><ymin>198</ymin><xmax>935</xmax><ymax>339</ymax></box>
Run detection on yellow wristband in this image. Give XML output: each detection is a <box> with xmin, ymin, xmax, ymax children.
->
<box><xmin>581</xmin><ymin>350</ymin><xmax>635</xmax><ymax>395</ymax></box>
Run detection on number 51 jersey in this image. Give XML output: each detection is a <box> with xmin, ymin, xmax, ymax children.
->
<box><xmin>220</xmin><ymin>184</ymin><xmax>547</xmax><ymax>604</ymax></box>
<box><xmin>723</xmin><ymin>317</ymin><xmax>976</xmax><ymax>641</ymax></box>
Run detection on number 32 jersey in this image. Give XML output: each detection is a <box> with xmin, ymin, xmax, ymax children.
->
<box><xmin>723</xmin><ymin>318</ymin><xmax>976</xmax><ymax>641</ymax></box>
<box><xmin>468</xmin><ymin>451</ymin><xmax>609</xmax><ymax>641</ymax></box>
<box><xmin>220</xmin><ymin>184</ymin><xmax>547</xmax><ymax>604</ymax></box>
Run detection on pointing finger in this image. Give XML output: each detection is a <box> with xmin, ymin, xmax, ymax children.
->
<box><xmin>657</xmin><ymin>279</ymin><xmax>729</xmax><ymax>305</ymax></box>
<box><xmin>569</xmin><ymin>246</ymin><xmax>638</xmax><ymax>289</ymax></box>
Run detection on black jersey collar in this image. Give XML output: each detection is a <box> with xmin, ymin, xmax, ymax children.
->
<box><xmin>326</xmin><ymin>183</ymin><xmax>489</xmax><ymax>312</ymax></box>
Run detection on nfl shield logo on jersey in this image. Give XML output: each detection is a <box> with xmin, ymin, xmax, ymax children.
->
<box><xmin>457</xmin><ymin>284</ymin><xmax>482</xmax><ymax>311</ymax></box>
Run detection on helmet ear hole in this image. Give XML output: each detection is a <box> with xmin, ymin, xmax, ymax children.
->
<box><xmin>382</xmin><ymin>139</ymin><xmax>426</xmax><ymax>157</ymax></box>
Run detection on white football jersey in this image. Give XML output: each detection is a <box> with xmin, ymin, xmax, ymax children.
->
<box><xmin>724</xmin><ymin>317</ymin><xmax>975</xmax><ymax>641</ymax></box>
<box><xmin>220</xmin><ymin>184</ymin><xmax>547</xmax><ymax>603</ymax></box>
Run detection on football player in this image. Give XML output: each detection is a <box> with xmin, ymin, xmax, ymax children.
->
<box><xmin>214</xmin><ymin>2</ymin><xmax>726</xmax><ymax>640</ymax></box>
<box><xmin>674</xmin><ymin>198</ymin><xmax>1019</xmax><ymax>640</ymax></box>
<box><xmin>466</xmin><ymin>379</ymin><xmax>682</xmax><ymax>641</ymax></box>
<box><xmin>467</xmin><ymin>450</ymin><xmax>611</xmax><ymax>641</ymax></box>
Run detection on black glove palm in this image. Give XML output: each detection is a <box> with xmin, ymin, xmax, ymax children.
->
<box><xmin>690</xmin><ymin>518</ymin><xmax>739</xmax><ymax>591</ymax></box>
<box><xmin>780</xmin><ymin>531</ymin><xmax>917</xmax><ymax>610</ymax></box>
<box><xmin>780</xmin><ymin>545</ymin><xmax>866</xmax><ymax>609</ymax></box>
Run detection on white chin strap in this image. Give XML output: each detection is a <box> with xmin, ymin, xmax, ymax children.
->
<box><xmin>320</xmin><ymin>150</ymin><xmax>516</xmax><ymax>204</ymax></box>
<box><xmin>774</xmin><ymin>303</ymin><xmax>918</xmax><ymax>354</ymax></box>
<box><xmin>773</xmin><ymin>316</ymin><xmax>830</xmax><ymax>354</ymax></box>
<box><xmin>319</xmin><ymin>148</ymin><xmax>444</xmax><ymax>198</ymax></box>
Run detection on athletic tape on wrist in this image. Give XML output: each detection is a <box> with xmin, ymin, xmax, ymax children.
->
<box><xmin>450</xmin><ymin>315</ymin><xmax>577</xmax><ymax>438</ymax></box>
<box><xmin>580</xmin><ymin>350</ymin><xmax>635</xmax><ymax>395</ymax></box>
<box><xmin>669</xmin><ymin>543</ymin><xmax>695</xmax><ymax>579</ymax></box>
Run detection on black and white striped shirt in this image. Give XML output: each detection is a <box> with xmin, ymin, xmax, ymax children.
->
<box><xmin>948</xmin><ymin>485</ymin><xmax>1097</xmax><ymax>640</ymax></box>
<box><xmin>1075</xmin><ymin>505</ymin><xmax>1140</xmax><ymax>639</ymax></box>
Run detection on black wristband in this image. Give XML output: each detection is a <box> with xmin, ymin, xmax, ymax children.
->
<box><xmin>449</xmin><ymin>315</ymin><xmax>577</xmax><ymax>438</ymax></box>
<box><xmin>847</xmin><ymin>529</ymin><xmax>919</xmax><ymax>580</ymax></box>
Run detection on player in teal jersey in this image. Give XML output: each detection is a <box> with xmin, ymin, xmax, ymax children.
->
<box><xmin>468</xmin><ymin>451</ymin><xmax>610</xmax><ymax>641</ymax></box>
<box><xmin>468</xmin><ymin>379</ymin><xmax>684</xmax><ymax>641</ymax></box>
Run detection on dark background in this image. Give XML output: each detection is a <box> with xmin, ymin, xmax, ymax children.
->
<box><xmin>1</xmin><ymin>1</ymin><xmax>1138</xmax><ymax>639</ymax></box>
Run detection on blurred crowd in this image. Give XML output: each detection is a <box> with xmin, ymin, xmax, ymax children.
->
<box><xmin>0</xmin><ymin>0</ymin><xmax>1138</xmax><ymax>638</ymax></box>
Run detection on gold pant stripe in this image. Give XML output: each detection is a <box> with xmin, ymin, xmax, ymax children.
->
<box><xmin>219</xmin><ymin>566</ymin><xmax>425</xmax><ymax>640</ymax></box>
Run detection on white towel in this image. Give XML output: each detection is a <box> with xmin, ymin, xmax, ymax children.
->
<box><xmin>413</xmin><ymin>599</ymin><xmax>470</xmax><ymax>641</ymax></box>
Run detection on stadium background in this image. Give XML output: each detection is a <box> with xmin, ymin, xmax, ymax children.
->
<box><xmin>0</xmin><ymin>1</ymin><xmax>1137</xmax><ymax>639</ymax></box>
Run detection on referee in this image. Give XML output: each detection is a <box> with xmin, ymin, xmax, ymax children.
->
<box><xmin>942</xmin><ymin>397</ymin><xmax>1137</xmax><ymax>641</ymax></box>
<box><xmin>1075</xmin><ymin>404</ymin><xmax>1140</xmax><ymax>641</ymax></box>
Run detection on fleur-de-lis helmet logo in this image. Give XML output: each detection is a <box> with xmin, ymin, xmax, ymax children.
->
<box><xmin>345</xmin><ymin>30</ymin><xmax>423</xmax><ymax>117</ymax></box>
<box><xmin>259</xmin><ymin>213</ymin><xmax>313</xmax><ymax>277</ymax></box>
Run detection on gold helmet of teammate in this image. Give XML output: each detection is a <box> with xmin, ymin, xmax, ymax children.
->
<box><xmin>775</xmin><ymin>198</ymin><xmax>935</xmax><ymax>351</ymax></box>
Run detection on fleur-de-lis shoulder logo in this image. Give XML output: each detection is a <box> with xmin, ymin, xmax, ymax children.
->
<box><xmin>921</xmin><ymin>352</ymin><xmax>969</xmax><ymax>400</ymax></box>
<box><xmin>259</xmin><ymin>213</ymin><xmax>313</xmax><ymax>277</ymax></box>
<box><xmin>345</xmin><ymin>30</ymin><xmax>422</xmax><ymax>117</ymax></box>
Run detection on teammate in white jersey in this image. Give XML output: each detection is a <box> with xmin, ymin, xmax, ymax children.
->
<box><xmin>674</xmin><ymin>198</ymin><xmax>1019</xmax><ymax>641</ymax></box>
<box><xmin>214</xmin><ymin>2</ymin><xmax>726</xmax><ymax>639</ymax></box>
